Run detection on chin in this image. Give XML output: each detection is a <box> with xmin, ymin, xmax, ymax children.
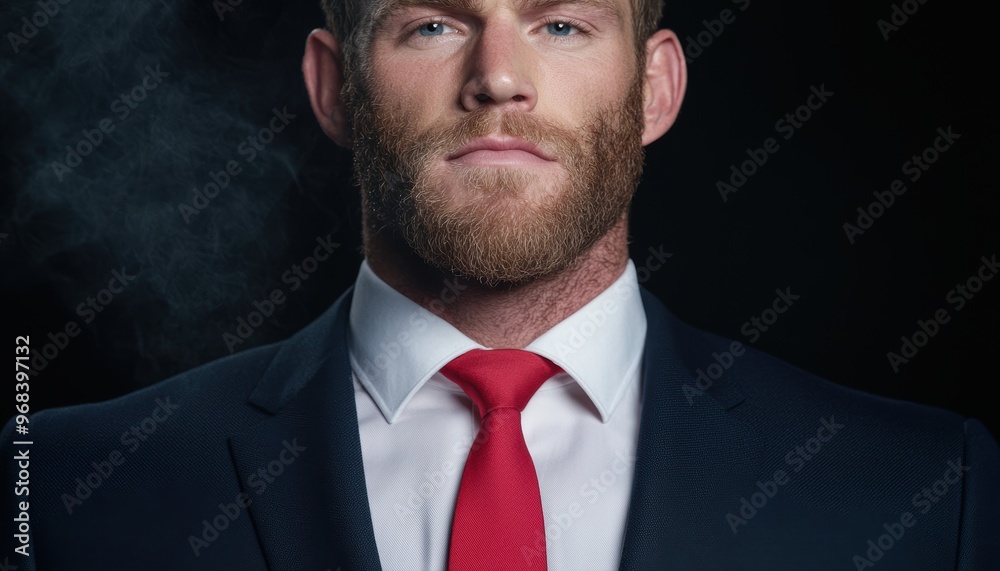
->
<box><xmin>431</xmin><ymin>163</ymin><xmax>568</xmax><ymax>209</ymax></box>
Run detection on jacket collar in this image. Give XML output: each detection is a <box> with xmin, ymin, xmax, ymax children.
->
<box><xmin>229</xmin><ymin>283</ymin><xmax>760</xmax><ymax>570</ymax></box>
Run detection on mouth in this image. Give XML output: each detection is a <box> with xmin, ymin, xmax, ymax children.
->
<box><xmin>446</xmin><ymin>135</ymin><xmax>556</xmax><ymax>166</ymax></box>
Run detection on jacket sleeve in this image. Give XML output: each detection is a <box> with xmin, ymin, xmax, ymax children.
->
<box><xmin>956</xmin><ymin>418</ymin><xmax>1000</xmax><ymax>571</ymax></box>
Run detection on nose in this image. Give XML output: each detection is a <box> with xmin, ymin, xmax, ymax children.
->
<box><xmin>460</xmin><ymin>20</ymin><xmax>538</xmax><ymax>113</ymax></box>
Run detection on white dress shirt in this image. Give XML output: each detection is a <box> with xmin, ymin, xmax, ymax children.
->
<box><xmin>348</xmin><ymin>259</ymin><xmax>647</xmax><ymax>571</ymax></box>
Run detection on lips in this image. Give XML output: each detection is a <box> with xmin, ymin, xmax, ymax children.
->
<box><xmin>447</xmin><ymin>136</ymin><xmax>555</xmax><ymax>162</ymax></box>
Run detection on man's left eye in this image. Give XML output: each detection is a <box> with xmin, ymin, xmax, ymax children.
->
<box><xmin>545</xmin><ymin>21</ymin><xmax>579</xmax><ymax>36</ymax></box>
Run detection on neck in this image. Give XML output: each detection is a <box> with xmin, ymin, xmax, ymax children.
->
<box><xmin>363</xmin><ymin>216</ymin><xmax>630</xmax><ymax>349</ymax></box>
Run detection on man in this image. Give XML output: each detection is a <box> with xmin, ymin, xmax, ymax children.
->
<box><xmin>3</xmin><ymin>0</ymin><xmax>998</xmax><ymax>569</ymax></box>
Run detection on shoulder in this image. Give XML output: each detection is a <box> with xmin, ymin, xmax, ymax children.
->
<box><xmin>16</xmin><ymin>285</ymin><xmax>355</xmax><ymax>445</ymax></box>
<box><xmin>1</xmin><ymin>341</ymin><xmax>286</xmax><ymax>500</ymax></box>
<box><xmin>22</xmin><ymin>341</ymin><xmax>281</xmax><ymax>440</ymax></box>
<box><xmin>0</xmin><ymin>287</ymin><xmax>359</xmax><ymax>567</ymax></box>
<box><xmin>638</xmin><ymin>286</ymin><xmax>989</xmax><ymax>468</ymax></box>
<box><xmin>640</xmin><ymin>286</ymin><xmax>972</xmax><ymax>432</ymax></box>
<box><xmin>640</xmin><ymin>287</ymin><xmax>1000</xmax><ymax>562</ymax></box>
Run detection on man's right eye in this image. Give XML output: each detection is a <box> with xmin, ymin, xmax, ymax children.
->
<box><xmin>417</xmin><ymin>21</ymin><xmax>455</xmax><ymax>37</ymax></box>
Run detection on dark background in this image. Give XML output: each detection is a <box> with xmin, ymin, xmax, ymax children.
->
<box><xmin>1</xmin><ymin>0</ymin><xmax>997</xmax><ymax>437</ymax></box>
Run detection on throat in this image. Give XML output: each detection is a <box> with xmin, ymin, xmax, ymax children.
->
<box><xmin>363</xmin><ymin>217</ymin><xmax>630</xmax><ymax>349</ymax></box>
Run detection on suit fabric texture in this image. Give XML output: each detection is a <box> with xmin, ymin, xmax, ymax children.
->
<box><xmin>4</xmin><ymin>284</ymin><xmax>998</xmax><ymax>570</ymax></box>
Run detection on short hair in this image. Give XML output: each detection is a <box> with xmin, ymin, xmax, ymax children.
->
<box><xmin>320</xmin><ymin>0</ymin><xmax>663</xmax><ymax>75</ymax></box>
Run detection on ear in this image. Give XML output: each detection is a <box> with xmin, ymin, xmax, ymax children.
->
<box><xmin>640</xmin><ymin>29</ymin><xmax>688</xmax><ymax>146</ymax></box>
<box><xmin>302</xmin><ymin>29</ymin><xmax>353</xmax><ymax>148</ymax></box>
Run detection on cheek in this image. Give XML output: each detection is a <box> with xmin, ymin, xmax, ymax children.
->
<box><xmin>372</xmin><ymin>56</ymin><xmax>459</xmax><ymax>131</ymax></box>
<box><xmin>537</xmin><ymin>35</ymin><xmax>635</xmax><ymax>113</ymax></box>
<box><xmin>538</xmin><ymin>55</ymin><xmax>633</xmax><ymax>127</ymax></box>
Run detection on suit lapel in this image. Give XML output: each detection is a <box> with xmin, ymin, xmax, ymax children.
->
<box><xmin>225</xmin><ymin>282</ymin><xmax>761</xmax><ymax>570</ymax></box>
<box><xmin>619</xmin><ymin>288</ymin><xmax>763</xmax><ymax>570</ymax></box>
<box><xmin>229</xmin><ymin>287</ymin><xmax>382</xmax><ymax>571</ymax></box>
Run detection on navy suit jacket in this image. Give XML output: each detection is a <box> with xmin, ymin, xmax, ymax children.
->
<box><xmin>4</xmin><ymin>285</ymin><xmax>999</xmax><ymax>570</ymax></box>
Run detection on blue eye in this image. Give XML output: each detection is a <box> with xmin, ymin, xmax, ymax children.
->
<box><xmin>545</xmin><ymin>22</ymin><xmax>576</xmax><ymax>36</ymax></box>
<box><xmin>418</xmin><ymin>22</ymin><xmax>447</xmax><ymax>36</ymax></box>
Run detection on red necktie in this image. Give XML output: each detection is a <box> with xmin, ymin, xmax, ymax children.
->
<box><xmin>439</xmin><ymin>349</ymin><xmax>563</xmax><ymax>571</ymax></box>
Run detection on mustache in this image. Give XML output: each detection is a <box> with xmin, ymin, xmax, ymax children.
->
<box><xmin>405</xmin><ymin>108</ymin><xmax>580</xmax><ymax>165</ymax></box>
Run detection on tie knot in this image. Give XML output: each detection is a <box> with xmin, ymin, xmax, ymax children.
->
<box><xmin>439</xmin><ymin>349</ymin><xmax>562</xmax><ymax>416</ymax></box>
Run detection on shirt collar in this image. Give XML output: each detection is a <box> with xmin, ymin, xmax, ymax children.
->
<box><xmin>348</xmin><ymin>259</ymin><xmax>646</xmax><ymax>424</ymax></box>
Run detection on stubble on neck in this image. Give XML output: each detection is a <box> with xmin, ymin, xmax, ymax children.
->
<box><xmin>364</xmin><ymin>213</ymin><xmax>631</xmax><ymax>349</ymax></box>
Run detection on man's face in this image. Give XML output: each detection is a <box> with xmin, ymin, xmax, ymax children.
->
<box><xmin>348</xmin><ymin>0</ymin><xmax>646</xmax><ymax>286</ymax></box>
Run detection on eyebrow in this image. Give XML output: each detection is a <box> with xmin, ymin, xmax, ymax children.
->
<box><xmin>376</xmin><ymin>0</ymin><xmax>487</xmax><ymax>25</ymax></box>
<box><xmin>376</xmin><ymin>0</ymin><xmax>624</xmax><ymax>27</ymax></box>
<box><xmin>513</xmin><ymin>0</ymin><xmax>624</xmax><ymax>24</ymax></box>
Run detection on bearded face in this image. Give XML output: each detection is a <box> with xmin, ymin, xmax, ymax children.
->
<box><xmin>345</xmin><ymin>59</ymin><xmax>647</xmax><ymax>287</ymax></box>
